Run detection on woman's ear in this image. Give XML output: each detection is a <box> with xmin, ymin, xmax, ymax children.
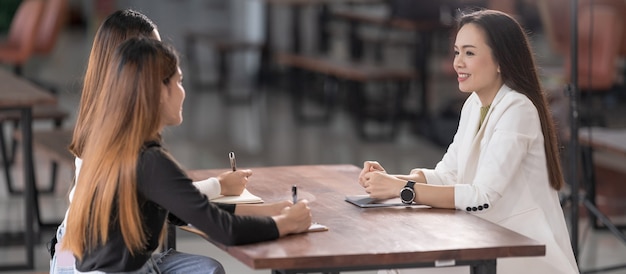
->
<box><xmin>160</xmin><ymin>82</ymin><xmax>170</xmax><ymax>102</ymax></box>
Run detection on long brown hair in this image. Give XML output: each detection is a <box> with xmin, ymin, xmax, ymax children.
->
<box><xmin>63</xmin><ymin>38</ymin><xmax>178</xmax><ymax>260</ymax></box>
<box><xmin>458</xmin><ymin>10</ymin><xmax>565</xmax><ymax>190</ymax></box>
<box><xmin>69</xmin><ymin>9</ymin><xmax>158</xmax><ymax>158</ymax></box>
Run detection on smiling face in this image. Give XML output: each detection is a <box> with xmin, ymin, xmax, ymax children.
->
<box><xmin>160</xmin><ymin>66</ymin><xmax>185</xmax><ymax>127</ymax></box>
<box><xmin>453</xmin><ymin>23</ymin><xmax>503</xmax><ymax>105</ymax></box>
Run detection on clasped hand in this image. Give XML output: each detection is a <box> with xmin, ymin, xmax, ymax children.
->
<box><xmin>358</xmin><ymin>161</ymin><xmax>423</xmax><ymax>199</ymax></box>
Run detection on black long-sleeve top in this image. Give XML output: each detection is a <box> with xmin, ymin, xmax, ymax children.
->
<box><xmin>76</xmin><ymin>142</ymin><xmax>279</xmax><ymax>272</ymax></box>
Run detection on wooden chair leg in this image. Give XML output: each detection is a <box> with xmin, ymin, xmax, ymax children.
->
<box><xmin>46</xmin><ymin>162</ymin><xmax>58</xmax><ymax>194</ymax></box>
<box><xmin>45</xmin><ymin>119</ymin><xmax>65</xmax><ymax>193</ymax></box>
<box><xmin>5</xmin><ymin>118</ymin><xmax>65</xmax><ymax>195</ymax></box>
<box><xmin>219</xmin><ymin>49</ymin><xmax>257</xmax><ymax>104</ymax></box>
<box><xmin>352</xmin><ymin>80</ymin><xmax>407</xmax><ymax>141</ymax></box>
<box><xmin>0</xmin><ymin>122</ymin><xmax>18</xmax><ymax>194</ymax></box>
<box><xmin>320</xmin><ymin>76</ymin><xmax>337</xmax><ymax>122</ymax></box>
<box><xmin>14</xmin><ymin>65</ymin><xmax>22</xmax><ymax>76</ymax></box>
<box><xmin>292</xmin><ymin>71</ymin><xmax>335</xmax><ymax>123</ymax></box>
<box><xmin>9</xmin><ymin>120</ymin><xmax>18</xmax><ymax>165</ymax></box>
<box><xmin>185</xmin><ymin>35</ymin><xmax>202</xmax><ymax>91</ymax></box>
<box><xmin>32</xmin><ymin>166</ymin><xmax>60</xmax><ymax>229</ymax></box>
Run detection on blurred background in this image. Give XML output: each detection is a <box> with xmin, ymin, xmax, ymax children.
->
<box><xmin>0</xmin><ymin>0</ymin><xmax>625</xmax><ymax>273</ymax></box>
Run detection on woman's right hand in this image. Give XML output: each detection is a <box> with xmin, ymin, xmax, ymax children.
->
<box><xmin>273</xmin><ymin>200</ymin><xmax>312</xmax><ymax>236</ymax></box>
<box><xmin>358</xmin><ymin>161</ymin><xmax>386</xmax><ymax>188</ymax></box>
<box><xmin>217</xmin><ymin>169</ymin><xmax>252</xmax><ymax>196</ymax></box>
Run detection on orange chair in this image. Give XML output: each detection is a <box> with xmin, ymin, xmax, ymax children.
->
<box><xmin>0</xmin><ymin>0</ymin><xmax>43</xmax><ymax>75</ymax></box>
<box><xmin>0</xmin><ymin>0</ymin><xmax>70</xmax><ymax>194</ymax></box>
<box><xmin>538</xmin><ymin>0</ymin><xmax>626</xmax><ymax>126</ymax></box>
<box><xmin>35</xmin><ymin>0</ymin><xmax>69</xmax><ymax>56</ymax></box>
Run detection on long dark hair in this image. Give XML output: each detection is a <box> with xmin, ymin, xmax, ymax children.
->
<box><xmin>458</xmin><ymin>10</ymin><xmax>564</xmax><ymax>190</ymax></box>
<box><xmin>64</xmin><ymin>38</ymin><xmax>178</xmax><ymax>259</ymax></box>
<box><xmin>70</xmin><ymin>9</ymin><xmax>158</xmax><ymax>158</ymax></box>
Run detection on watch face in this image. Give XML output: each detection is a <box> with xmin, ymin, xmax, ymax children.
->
<box><xmin>400</xmin><ymin>188</ymin><xmax>414</xmax><ymax>204</ymax></box>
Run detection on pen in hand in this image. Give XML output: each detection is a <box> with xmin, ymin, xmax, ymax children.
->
<box><xmin>292</xmin><ymin>185</ymin><xmax>297</xmax><ymax>204</ymax></box>
<box><xmin>229</xmin><ymin>152</ymin><xmax>236</xmax><ymax>171</ymax></box>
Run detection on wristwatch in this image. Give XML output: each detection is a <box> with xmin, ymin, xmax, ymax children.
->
<box><xmin>400</xmin><ymin>180</ymin><xmax>416</xmax><ymax>204</ymax></box>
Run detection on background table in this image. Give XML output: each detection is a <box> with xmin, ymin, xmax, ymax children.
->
<box><xmin>0</xmin><ymin>69</ymin><xmax>57</xmax><ymax>270</ymax></box>
<box><xmin>188</xmin><ymin>164</ymin><xmax>545</xmax><ymax>274</ymax></box>
<box><xmin>578</xmin><ymin>127</ymin><xmax>626</xmax><ymax>273</ymax></box>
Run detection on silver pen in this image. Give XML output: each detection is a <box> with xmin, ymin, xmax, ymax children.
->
<box><xmin>292</xmin><ymin>185</ymin><xmax>297</xmax><ymax>204</ymax></box>
<box><xmin>229</xmin><ymin>152</ymin><xmax>236</xmax><ymax>171</ymax></box>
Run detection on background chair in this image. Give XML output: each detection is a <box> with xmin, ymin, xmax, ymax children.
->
<box><xmin>0</xmin><ymin>0</ymin><xmax>44</xmax><ymax>194</ymax></box>
<box><xmin>0</xmin><ymin>0</ymin><xmax>70</xmax><ymax>194</ymax></box>
<box><xmin>28</xmin><ymin>0</ymin><xmax>69</xmax><ymax>93</ymax></box>
<box><xmin>0</xmin><ymin>0</ymin><xmax>43</xmax><ymax>75</ymax></box>
<box><xmin>538</xmin><ymin>0</ymin><xmax>626</xmax><ymax>127</ymax></box>
<box><xmin>184</xmin><ymin>31</ymin><xmax>262</xmax><ymax>103</ymax></box>
<box><xmin>35</xmin><ymin>0</ymin><xmax>69</xmax><ymax>58</ymax></box>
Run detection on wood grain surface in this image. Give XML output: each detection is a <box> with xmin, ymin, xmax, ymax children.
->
<box><xmin>0</xmin><ymin>70</ymin><xmax>56</xmax><ymax>108</ymax></box>
<box><xmin>187</xmin><ymin>165</ymin><xmax>545</xmax><ymax>271</ymax></box>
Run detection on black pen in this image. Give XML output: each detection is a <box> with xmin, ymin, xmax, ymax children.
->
<box><xmin>229</xmin><ymin>152</ymin><xmax>236</xmax><ymax>171</ymax></box>
<box><xmin>292</xmin><ymin>185</ymin><xmax>297</xmax><ymax>204</ymax></box>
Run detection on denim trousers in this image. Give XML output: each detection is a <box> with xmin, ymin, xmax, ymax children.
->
<box><xmin>51</xmin><ymin>224</ymin><xmax>225</xmax><ymax>274</ymax></box>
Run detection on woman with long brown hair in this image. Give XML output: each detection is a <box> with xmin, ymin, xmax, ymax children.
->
<box><xmin>62</xmin><ymin>37</ymin><xmax>312</xmax><ymax>273</ymax></box>
<box><xmin>358</xmin><ymin>10</ymin><xmax>578</xmax><ymax>273</ymax></box>
<box><xmin>51</xmin><ymin>9</ymin><xmax>307</xmax><ymax>274</ymax></box>
<box><xmin>70</xmin><ymin>9</ymin><xmax>248</xmax><ymax>211</ymax></box>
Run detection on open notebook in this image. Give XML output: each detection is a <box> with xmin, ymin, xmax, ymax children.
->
<box><xmin>209</xmin><ymin>189</ymin><xmax>264</xmax><ymax>204</ymax></box>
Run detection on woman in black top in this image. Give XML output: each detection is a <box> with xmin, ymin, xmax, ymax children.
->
<box><xmin>62</xmin><ymin>38</ymin><xmax>312</xmax><ymax>273</ymax></box>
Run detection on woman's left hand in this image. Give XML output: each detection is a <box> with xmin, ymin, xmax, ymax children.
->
<box><xmin>358</xmin><ymin>161</ymin><xmax>386</xmax><ymax>188</ymax></box>
<box><xmin>361</xmin><ymin>171</ymin><xmax>405</xmax><ymax>200</ymax></box>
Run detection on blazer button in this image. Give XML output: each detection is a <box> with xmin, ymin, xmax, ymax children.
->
<box><xmin>472</xmin><ymin>207</ymin><xmax>478</xmax><ymax>211</ymax></box>
<box><xmin>466</xmin><ymin>207</ymin><xmax>472</xmax><ymax>212</ymax></box>
<box><xmin>478</xmin><ymin>205</ymin><xmax>483</xmax><ymax>210</ymax></box>
<box><xmin>483</xmin><ymin>203</ymin><xmax>489</xmax><ymax>209</ymax></box>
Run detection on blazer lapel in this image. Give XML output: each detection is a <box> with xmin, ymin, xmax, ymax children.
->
<box><xmin>457</xmin><ymin>96</ymin><xmax>481</xmax><ymax>181</ymax></box>
<box><xmin>458</xmin><ymin>85</ymin><xmax>512</xmax><ymax>183</ymax></box>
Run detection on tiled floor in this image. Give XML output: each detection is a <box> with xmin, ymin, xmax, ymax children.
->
<box><xmin>2</xmin><ymin>3</ymin><xmax>626</xmax><ymax>273</ymax></box>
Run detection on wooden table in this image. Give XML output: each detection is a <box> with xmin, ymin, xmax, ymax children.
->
<box><xmin>255</xmin><ymin>0</ymin><xmax>383</xmax><ymax>85</ymax></box>
<box><xmin>0</xmin><ymin>69</ymin><xmax>57</xmax><ymax>270</ymax></box>
<box><xmin>579</xmin><ymin>127</ymin><xmax>626</xmax><ymax>157</ymax></box>
<box><xmin>260</xmin><ymin>0</ymin><xmax>383</xmax><ymax>52</ymax></box>
<box><xmin>188</xmin><ymin>164</ymin><xmax>545</xmax><ymax>273</ymax></box>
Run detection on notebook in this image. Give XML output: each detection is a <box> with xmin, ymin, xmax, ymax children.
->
<box><xmin>210</xmin><ymin>189</ymin><xmax>264</xmax><ymax>204</ymax></box>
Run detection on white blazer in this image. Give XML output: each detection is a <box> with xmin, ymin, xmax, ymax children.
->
<box><xmin>398</xmin><ymin>85</ymin><xmax>579</xmax><ymax>274</ymax></box>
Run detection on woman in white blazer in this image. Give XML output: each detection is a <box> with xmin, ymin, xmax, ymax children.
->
<box><xmin>358</xmin><ymin>10</ymin><xmax>579</xmax><ymax>274</ymax></box>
